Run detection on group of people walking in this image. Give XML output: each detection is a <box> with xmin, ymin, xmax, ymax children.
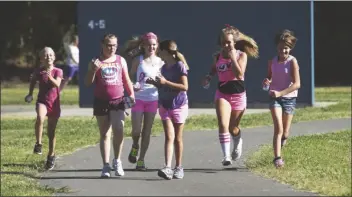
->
<box><xmin>25</xmin><ymin>24</ymin><xmax>301</xmax><ymax>180</ymax></box>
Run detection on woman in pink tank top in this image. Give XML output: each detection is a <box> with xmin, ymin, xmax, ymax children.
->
<box><xmin>201</xmin><ymin>24</ymin><xmax>259</xmax><ymax>166</ymax></box>
<box><xmin>262</xmin><ymin>29</ymin><xmax>301</xmax><ymax>168</ymax></box>
<box><xmin>25</xmin><ymin>47</ymin><xmax>63</xmax><ymax>170</ymax></box>
<box><xmin>85</xmin><ymin>34</ymin><xmax>135</xmax><ymax>178</ymax></box>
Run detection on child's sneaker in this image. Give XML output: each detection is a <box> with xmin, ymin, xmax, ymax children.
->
<box><xmin>33</xmin><ymin>143</ymin><xmax>42</xmax><ymax>155</ymax></box>
<box><xmin>136</xmin><ymin>160</ymin><xmax>147</xmax><ymax>171</ymax></box>
<box><xmin>157</xmin><ymin>166</ymin><xmax>173</xmax><ymax>180</ymax></box>
<box><xmin>173</xmin><ymin>166</ymin><xmax>184</xmax><ymax>179</ymax></box>
<box><xmin>45</xmin><ymin>155</ymin><xmax>56</xmax><ymax>170</ymax></box>
<box><xmin>128</xmin><ymin>146</ymin><xmax>139</xmax><ymax>164</ymax></box>
<box><xmin>113</xmin><ymin>159</ymin><xmax>125</xmax><ymax>176</ymax></box>
<box><xmin>273</xmin><ymin>157</ymin><xmax>285</xmax><ymax>168</ymax></box>
<box><xmin>222</xmin><ymin>156</ymin><xmax>232</xmax><ymax>166</ymax></box>
<box><xmin>101</xmin><ymin>163</ymin><xmax>111</xmax><ymax>178</ymax></box>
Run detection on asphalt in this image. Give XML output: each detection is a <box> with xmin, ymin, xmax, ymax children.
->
<box><xmin>36</xmin><ymin>118</ymin><xmax>350</xmax><ymax>196</ymax></box>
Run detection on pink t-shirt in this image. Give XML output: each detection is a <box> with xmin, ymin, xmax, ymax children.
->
<box><xmin>270</xmin><ymin>55</ymin><xmax>298</xmax><ymax>98</ymax></box>
<box><xmin>94</xmin><ymin>55</ymin><xmax>130</xmax><ymax>100</ymax></box>
<box><xmin>34</xmin><ymin>66</ymin><xmax>63</xmax><ymax>104</ymax></box>
<box><xmin>216</xmin><ymin>50</ymin><xmax>244</xmax><ymax>82</ymax></box>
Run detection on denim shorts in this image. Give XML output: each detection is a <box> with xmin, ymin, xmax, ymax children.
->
<box><xmin>269</xmin><ymin>97</ymin><xmax>297</xmax><ymax>115</ymax></box>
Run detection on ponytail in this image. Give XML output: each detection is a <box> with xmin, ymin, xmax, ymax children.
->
<box><xmin>236</xmin><ymin>32</ymin><xmax>259</xmax><ymax>58</ymax></box>
<box><xmin>175</xmin><ymin>51</ymin><xmax>190</xmax><ymax>70</ymax></box>
<box><xmin>121</xmin><ymin>36</ymin><xmax>143</xmax><ymax>58</ymax></box>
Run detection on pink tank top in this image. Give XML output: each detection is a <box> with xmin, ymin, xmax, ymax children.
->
<box><xmin>216</xmin><ymin>50</ymin><xmax>244</xmax><ymax>82</ymax></box>
<box><xmin>35</xmin><ymin>67</ymin><xmax>63</xmax><ymax>104</ymax></box>
<box><xmin>270</xmin><ymin>55</ymin><xmax>298</xmax><ymax>98</ymax></box>
<box><xmin>94</xmin><ymin>55</ymin><xmax>127</xmax><ymax>100</ymax></box>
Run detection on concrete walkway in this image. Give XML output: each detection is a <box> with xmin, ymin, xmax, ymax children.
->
<box><xmin>38</xmin><ymin>118</ymin><xmax>350</xmax><ymax>196</ymax></box>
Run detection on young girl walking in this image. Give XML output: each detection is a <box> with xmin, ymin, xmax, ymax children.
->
<box><xmin>123</xmin><ymin>32</ymin><xmax>164</xmax><ymax>170</ymax></box>
<box><xmin>147</xmin><ymin>40</ymin><xmax>189</xmax><ymax>180</ymax></box>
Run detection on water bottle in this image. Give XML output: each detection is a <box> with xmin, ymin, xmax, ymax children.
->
<box><xmin>123</xmin><ymin>96</ymin><xmax>135</xmax><ymax>109</ymax></box>
<box><xmin>203</xmin><ymin>81</ymin><xmax>210</xmax><ymax>89</ymax></box>
<box><xmin>262</xmin><ymin>84</ymin><xmax>270</xmax><ymax>91</ymax></box>
<box><xmin>133</xmin><ymin>82</ymin><xmax>141</xmax><ymax>91</ymax></box>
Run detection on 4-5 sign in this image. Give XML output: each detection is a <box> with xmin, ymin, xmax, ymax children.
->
<box><xmin>88</xmin><ymin>20</ymin><xmax>106</xmax><ymax>30</ymax></box>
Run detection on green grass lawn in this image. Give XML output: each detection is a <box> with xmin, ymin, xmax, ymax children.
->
<box><xmin>1</xmin><ymin>84</ymin><xmax>350</xmax><ymax>105</ymax></box>
<box><xmin>246</xmin><ymin>130</ymin><xmax>351</xmax><ymax>196</ymax></box>
<box><xmin>1</xmin><ymin>84</ymin><xmax>78</xmax><ymax>105</ymax></box>
<box><xmin>1</xmin><ymin>86</ymin><xmax>351</xmax><ymax>196</ymax></box>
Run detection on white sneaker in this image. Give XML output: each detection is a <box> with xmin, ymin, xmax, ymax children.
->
<box><xmin>113</xmin><ymin>159</ymin><xmax>125</xmax><ymax>176</ymax></box>
<box><xmin>101</xmin><ymin>163</ymin><xmax>111</xmax><ymax>178</ymax></box>
<box><xmin>222</xmin><ymin>156</ymin><xmax>232</xmax><ymax>166</ymax></box>
<box><xmin>232</xmin><ymin>135</ymin><xmax>243</xmax><ymax>161</ymax></box>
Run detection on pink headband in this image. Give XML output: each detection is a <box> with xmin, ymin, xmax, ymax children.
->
<box><xmin>141</xmin><ymin>32</ymin><xmax>158</xmax><ymax>41</ymax></box>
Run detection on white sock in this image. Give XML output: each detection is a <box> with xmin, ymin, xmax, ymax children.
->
<box><xmin>219</xmin><ymin>133</ymin><xmax>231</xmax><ymax>158</ymax></box>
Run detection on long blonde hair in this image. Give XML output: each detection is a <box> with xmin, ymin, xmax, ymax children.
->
<box><xmin>159</xmin><ymin>40</ymin><xmax>190</xmax><ymax>70</ymax></box>
<box><xmin>216</xmin><ymin>24</ymin><xmax>259</xmax><ymax>59</ymax></box>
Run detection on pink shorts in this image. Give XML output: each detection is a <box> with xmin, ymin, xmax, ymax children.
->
<box><xmin>131</xmin><ymin>99</ymin><xmax>158</xmax><ymax>113</ymax></box>
<box><xmin>159</xmin><ymin>104</ymin><xmax>189</xmax><ymax>124</ymax></box>
<box><xmin>215</xmin><ymin>90</ymin><xmax>247</xmax><ymax>111</ymax></box>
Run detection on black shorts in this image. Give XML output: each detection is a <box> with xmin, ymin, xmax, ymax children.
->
<box><xmin>93</xmin><ymin>97</ymin><xmax>125</xmax><ymax>116</ymax></box>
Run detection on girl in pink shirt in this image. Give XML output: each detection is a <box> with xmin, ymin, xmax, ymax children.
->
<box><xmin>25</xmin><ymin>47</ymin><xmax>63</xmax><ymax>170</ymax></box>
<box><xmin>85</xmin><ymin>34</ymin><xmax>135</xmax><ymax>178</ymax></box>
<box><xmin>262</xmin><ymin>30</ymin><xmax>301</xmax><ymax>168</ymax></box>
<box><xmin>202</xmin><ymin>24</ymin><xmax>259</xmax><ymax>166</ymax></box>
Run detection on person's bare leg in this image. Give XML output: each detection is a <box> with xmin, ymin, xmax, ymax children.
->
<box><xmin>282</xmin><ymin>112</ymin><xmax>294</xmax><ymax>146</ymax></box>
<box><xmin>270</xmin><ymin>107</ymin><xmax>284</xmax><ymax>158</ymax></box>
<box><xmin>111</xmin><ymin>110</ymin><xmax>125</xmax><ymax>160</ymax></box>
<box><xmin>96</xmin><ymin>115</ymin><xmax>112</xmax><ymax>164</ymax></box>
<box><xmin>35</xmin><ymin>104</ymin><xmax>47</xmax><ymax>145</ymax></box>
<box><xmin>47</xmin><ymin>117</ymin><xmax>59</xmax><ymax>157</ymax></box>
<box><xmin>44</xmin><ymin>116</ymin><xmax>59</xmax><ymax>170</ymax></box>
<box><xmin>163</xmin><ymin>119</ymin><xmax>175</xmax><ymax>167</ymax></box>
<box><xmin>174</xmin><ymin>123</ymin><xmax>184</xmax><ymax>167</ymax></box>
<box><xmin>111</xmin><ymin>110</ymin><xmax>126</xmax><ymax>176</ymax></box>
<box><xmin>138</xmin><ymin>112</ymin><xmax>156</xmax><ymax>161</ymax></box>
<box><xmin>129</xmin><ymin>111</ymin><xmax>143</xmax><ymax>163</ymax></box>
<box><xmin>215</xmin><ymin>98</ymin><xmax>232</xmax><ymax>165</ymax></box>
<box><xmin>229</xmin><ymin>110</ymin><xmax>245</xmax><ymax>160</ymax></box>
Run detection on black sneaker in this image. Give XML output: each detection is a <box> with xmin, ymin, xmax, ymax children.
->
<box><xmin>45</xmin><ymin>155</ymin><xmax>56</xmax><ymax>170</ymax></box>
<box><xmin>33</xmin><ymin>143</ymin><xmax>42</xmax><ymax>155</ymax></box>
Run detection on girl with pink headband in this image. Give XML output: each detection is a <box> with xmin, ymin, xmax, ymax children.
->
<box><xmin>202</xmin><ymin>24</ymin><xmax>259</xmax><ymax>166</ymax></box>
<box><xmin>122</xmin><ymin>32</ymin><xmax>164</xmax><ymax>170</ymax></box>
